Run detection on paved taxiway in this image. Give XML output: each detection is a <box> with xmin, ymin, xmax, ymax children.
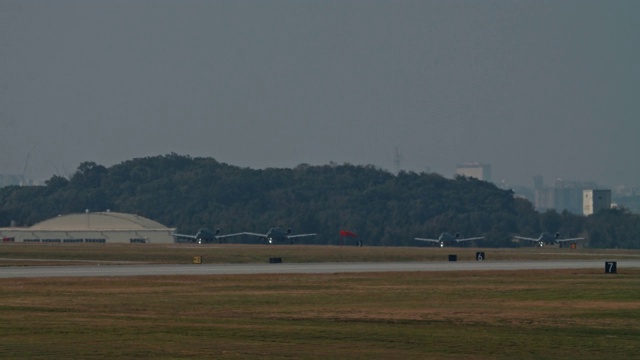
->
<box><xmin>2</xmin><ymin>260</ymin><xmax>640</xmax><ymax>278</ymax></box>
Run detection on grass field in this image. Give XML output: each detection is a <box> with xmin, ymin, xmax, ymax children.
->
<box><xmin>1</xmin><ymin>245</ymin><xmax>639</xmax><ymax>359</ymax></box>
<box><xmin>2</xmin><ymin>243</ymin><xmax>640</xmax><ymax>266</ymax></box>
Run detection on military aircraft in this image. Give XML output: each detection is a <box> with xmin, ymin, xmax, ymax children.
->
<box><xmin>172</xmin><ymin>228</ymin><xmax>244</xmax><ymax>244</ymax></box>
<box><xmin>513</xmin><ymin>232</ymin><xmax>585</xmax><ymax>247</ymax></box>
<box><xmin>414</xmin><ymin>232</ymin><xmax>483</xmax><ymax>247</ymax></box>
<box><xmin>242</xmin><ymin>227</ymin><xmax>317</xmax><ymax>244</ymax></box>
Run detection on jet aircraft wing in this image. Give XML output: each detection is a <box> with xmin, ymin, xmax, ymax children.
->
<box><xmin>215</xmin><ymin>232</ymin><xmax>245</xmax><ymax>239</ymax></box>
<box><xmin>287</xmin><ymin>233</ymin><xmax>317</xmax><ymax>239</ymax></box>
<box><xmin>171</xmin><ymin>233</ymin><xmax>197</xmax><ymax>239</ymax></box>
<box><xmin>513</xmin><ymin>236</ymin><xmax>539</xmax><ymax>242</ymax></box>
<box><xmin>455</xmin><ymin>236</ymin><xmax>484</xmax><ymax>242</ymax></box>
<box><xmin>555</xmin><ymin>237</ymin><xmax>586</xmax><ymax>243</ymax></box>
<box><xmin>414</xmin><ymin>237</ymin><xmax>440</xmax><ymax>243</ymax></box>
<box><xmin>242</xmin><ymin>232</ymin><xmax>268</xmax><ymax>237</ymax></box>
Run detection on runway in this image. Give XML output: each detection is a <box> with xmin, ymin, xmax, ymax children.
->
<box><xmin>2</xmin><ymin>259</ymin><xmax>639</xmax><ymax>278</ymax></box>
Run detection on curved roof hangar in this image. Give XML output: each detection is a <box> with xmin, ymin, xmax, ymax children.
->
<box><xmin>29</xmin><ymin>211</ymin><xmax>169</xmax><ymax>231</ymax></box>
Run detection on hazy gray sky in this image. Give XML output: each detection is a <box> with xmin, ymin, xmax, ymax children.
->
<box><xmin>1</xmin><ymin>0</ymin><xmax>639</xmax><ymax>187</ymax></box>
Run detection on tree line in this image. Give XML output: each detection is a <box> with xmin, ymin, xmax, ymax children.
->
<box><xmin>1</xmin><ymin>153</ymin><xmax>639</xmax><ymax>248</ymax></box>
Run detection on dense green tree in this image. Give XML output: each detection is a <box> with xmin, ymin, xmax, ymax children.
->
<box><xmin>1</xmin><ymin>154</ymin><xmax>639</xmax><ymax>248</ymax></box>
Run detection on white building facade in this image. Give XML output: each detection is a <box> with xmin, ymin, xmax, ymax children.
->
<box><xmin>455</xmin><ymin>163</ymin><xmax>492</xmax><ymax>182</ymax></box>
<box><xmin>583</xmin><ymin>189</ymin><xmax>612</xmax><ymax>216</ymax></box>
<box><xmin>0</xmin><ymin>211</ymin><xmax>176</xmax><ymax>244</ymax></box>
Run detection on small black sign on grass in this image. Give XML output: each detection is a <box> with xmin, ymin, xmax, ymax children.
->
<box><xmin>269</xmin><ymin>257</ymin><xmax>283</xmax><ymax>264</ymax></box>
<box><xmin>605</xmin><ymin>261</ymin><xmax>617</xmax><ymax>274</ymax></box>
<box><xmin>448</xmin><ymin>254</ymin><xmax>457</xmax><ymax>262</ymax></box>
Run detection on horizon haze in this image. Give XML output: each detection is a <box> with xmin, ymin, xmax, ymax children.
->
<box><xmin>1</xmin><ymin>1</ymin><xmax>639</xmax><ymax>188</ymax></box>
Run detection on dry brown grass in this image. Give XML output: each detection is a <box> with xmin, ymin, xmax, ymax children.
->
<box><xmin>2</xmin><ymin>243</ymin><xmax>640</xmax><ymax>266</ymax></box>
<box><xmin>1</xmin><ymin>268</ymin><xmax>639</xmax><ymax>359</ymax></box>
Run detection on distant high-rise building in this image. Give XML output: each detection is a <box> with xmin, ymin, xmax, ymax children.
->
<box><xmin>534</xmin><ymin>178</ymin><xmax>599</xmax><ymax>214</ymax></box>
<box><xmin>583</xmin><ymin>189</ymin><xmax>612</xmax><ymax>216</ymax></box>
<box><xmin>455</xmin><ymin>163</ymin><xmax>491</xmax><ymax>182</ymax></box>
<box><xmin>0</xmin><ymin>174</ymin><xmax>24</xmax><ymax>187</ymax></box>
<box><xmin>533</xmin><ymin>175</ymin><xmax>544</xmax><ymax>190</ymax></box>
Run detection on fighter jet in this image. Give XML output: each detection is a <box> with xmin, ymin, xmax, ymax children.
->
<box><xmin>172</xmin><ymin>228</ymin><xmax>244</xmax><ymax>244</ymax></box>
<box><xmin>414</xmin><ymin>232</ymin><xmax>483</xmax><ymax>247</ymax></box>
<box><xmin>242</xmin><ymin>227</ymin><xmax>317</xmax><ymax>244</ymax></box>
<box><xmin>513</xmin><ymin>232</ymin><xmax>585</xmax><ymax>247</ymax></box>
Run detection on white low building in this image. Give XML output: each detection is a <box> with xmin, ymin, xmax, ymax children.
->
<box><xmin>455</xmin><ymin>163</ymin><xmax>492</xmax><ymax>182</ymax></box>
<box><xmin>0</xmin><ymin>211</ymin><xmax>176</xmax><ymax>244</ymax></box>
<box><xmin>583</xmin><ymin>189</ymin><xmax>612</xmax><ymax>216</ymax></box>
